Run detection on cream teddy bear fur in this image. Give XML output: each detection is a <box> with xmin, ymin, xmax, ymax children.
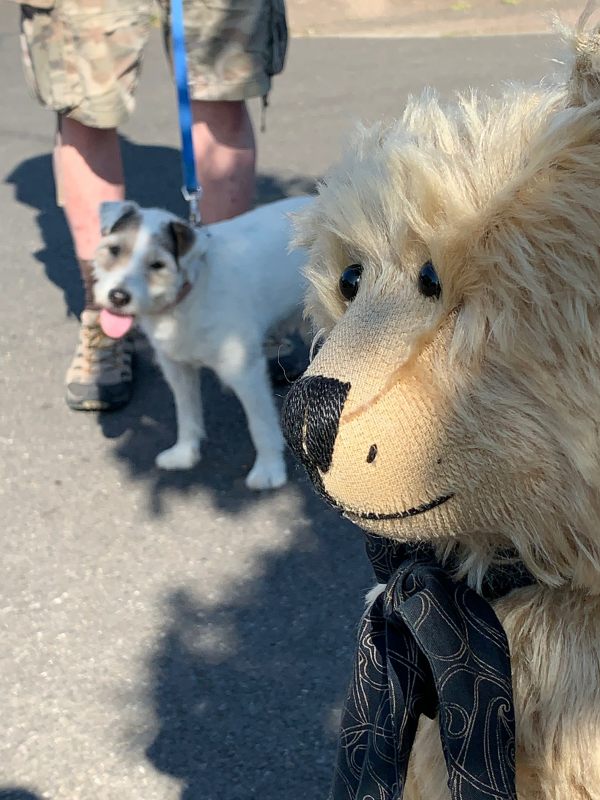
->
<box><xmin>291</xmin><ymin>4</ymin><xmax>600</xmax><ymax>797</ymax></box>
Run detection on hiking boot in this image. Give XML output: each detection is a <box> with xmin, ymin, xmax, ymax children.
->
<box><xmin>65</xmin><ymin>309</ymin><xmax>133</xmax><ymax>411</ymax></box>
<box><xmin>265</xmin><ymin>331</ymin><xmax>309</xmax><ymax>386</ymax></box>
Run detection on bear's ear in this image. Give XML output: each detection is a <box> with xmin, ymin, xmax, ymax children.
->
<box><xmin>565</xmin><ymin>1</ymin><xmax>600</xmax><ymax>107</ymax></box>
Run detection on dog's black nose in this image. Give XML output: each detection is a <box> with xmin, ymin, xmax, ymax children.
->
<box><xmin>108</xmin><ymin>287</ymin><xmax>131</xmax><ymax>308</ymax></box>
<box><xmin>282</xmin><ymin>375</ymin><xmax>351</xmax><ymax>475</ymax></box>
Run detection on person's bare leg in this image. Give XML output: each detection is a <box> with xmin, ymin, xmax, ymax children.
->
<box><xmin>56</xmin><ymin>116</ymin><xmax>132</xmax><ymax>411</ymax></box>
<box><xmin>191</xmin><ymin>99</ymin><xmax>255</xmax><ymax>224</ymax></box>
<box><xmin>56</xmin><ymin>116</ymin><xmax>124</xmax><ymax>306</ymax></box>
<box><xmin>57</xmin><ymin>116</ymin><xmax>124</xmax><ymax>259</ymax></box>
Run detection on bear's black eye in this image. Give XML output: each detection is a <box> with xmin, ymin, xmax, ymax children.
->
<box><xmin>108</xmin><ymin>244</ymin><xmax>120</xmax><ymax>257</ymax></box>
<box><xmin>149</xmin><ymin>261</ymin><xmax>165</xmax><ymax>271</ymax></box>
<box><xmin>418</xmin><ymin>261</ymin><xmax>441</xmax><ymax>299</ymax></box>
<box><xmin>339</xmin><ymin>264</ymin><xmax>363</xmax><ymax>301</ymax></box>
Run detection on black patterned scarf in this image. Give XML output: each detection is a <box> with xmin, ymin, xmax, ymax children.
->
<box><xmin>330</xmin><ymin>534</ymin><xmax>534</xmax><ymax>800</ymax></box>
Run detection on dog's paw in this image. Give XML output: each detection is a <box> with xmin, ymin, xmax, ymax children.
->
<box><xmin>155</xmin><ymin>443</ymin><xmax>201</xmax><ymax>471</ymax></box>
<box><xmin>245</xmin><ymin>456</ymin><xmax>287</xmax><ymax>491</ymax></box>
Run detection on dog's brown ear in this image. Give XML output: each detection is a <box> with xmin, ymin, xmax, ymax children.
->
<box><xmin>566</xmin><ymin>1</ymin><xmax>600</xmax><ymax>107</ymax></box>
<box><xmin>99</xmin><ymin>201</ymin><xmax>139</xmax><ymax>235</ymax></box>
<box><xmin>168</xmin><ymin>220</ymin><xmax>196</xmax><ymax>261</ymax></box>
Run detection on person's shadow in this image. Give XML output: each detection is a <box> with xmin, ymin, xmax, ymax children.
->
<box><xmin>0</xmin><ymin>790</ymin><xmax>43</xmax><ymax>800</ymax></box>
<box><xmin>5</xmin><ymin>138</ymin><xmax>318</xmax><ymax>515</ymax></box>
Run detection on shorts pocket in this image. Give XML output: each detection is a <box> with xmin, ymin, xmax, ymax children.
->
<box><xmin>69</xmin><ymin>9</ymin><xmax>151</xmax><ymax>123</ymax></box>
<box><xmin>20</xmin><ymin>3</ymin><xmax>84</xmax><ymax>113</ymax></box>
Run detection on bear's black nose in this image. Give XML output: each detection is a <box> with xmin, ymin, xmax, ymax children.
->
<box><xmin>108</xmin><ymin>287</ymin><xmax>131</xmax><ymax>308</ymax></box>
<box><xmin>282</xmin><ymin>375</ymin><xmax>350</xmax><ymax>474</ymax></box>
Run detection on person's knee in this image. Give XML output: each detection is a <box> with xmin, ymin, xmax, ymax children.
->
<box><xmin>59</xmin><ymin>115</ymin><xmax>119</xmax><ymax>148</ymax></box>
<box><xmin>192</xmin><ymin>100</ymin><xmax>251</xmax><ymax>142</ymax></box>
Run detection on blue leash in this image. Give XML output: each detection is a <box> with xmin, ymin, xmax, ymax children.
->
<box><xmin>171</xmin><ymin>0</ymin><xmax>202</xmax><ymax>225</ymax></box>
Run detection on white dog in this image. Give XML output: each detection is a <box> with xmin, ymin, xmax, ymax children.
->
<box><xmin>93</xmin><ymin>196</ymin><xmax>311</xmax><ymax>490</ymax></box>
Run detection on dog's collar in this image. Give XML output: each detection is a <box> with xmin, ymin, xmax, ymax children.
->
<box><xmin>158</xmin><ymin>280</ymin><xmax>193</xmax><ymax>314</ymax></box>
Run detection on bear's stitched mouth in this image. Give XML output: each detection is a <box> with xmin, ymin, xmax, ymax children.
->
<box><xmin>343</xmin><ymin>492</ymin><xmax>454</xmax><ymax>521</ymax></box>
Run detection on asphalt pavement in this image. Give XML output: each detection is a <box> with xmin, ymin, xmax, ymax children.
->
<box><xmin>0</xmin><ymin>6</ymin><xmax>561</xmax><ymax>799</ymax></box>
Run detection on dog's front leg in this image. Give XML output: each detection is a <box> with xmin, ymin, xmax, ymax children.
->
<box><xmin>155</xmin><ymin>355</ymin><xmax>204</xmax><ymax>470</ymax></box>
<box><xmin>218</xmin><ymin>356</ymin><xmax>287</xmax><ymax>490</ymax></box>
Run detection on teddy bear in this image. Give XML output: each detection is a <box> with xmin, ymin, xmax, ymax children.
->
<box><xmin>282</xmin><ymin>5</ymin><xmax>600</xmax><ymax>799</ymax></box>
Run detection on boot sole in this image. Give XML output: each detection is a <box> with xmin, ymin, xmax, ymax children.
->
<box><xmin>65</xmin><ymin>388</ymin><xmax>131</xmax><ymax>412</ymax></box>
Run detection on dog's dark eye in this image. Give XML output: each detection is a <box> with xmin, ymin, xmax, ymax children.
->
<box><xmin>418</xmin><ymin>261</ymin><xmax>441</xmax><ymax>299</ymax></box>
<box><xmin>149</xmin><ymin>261</ymin><xmax>165</xmax><ymax>271</ymax></box>
<box><xmin>339</xmin><ymin>264</ymin><xmax>363</xmax><ymax>301</ymax></box>
<box><xmin>108</xmin><ymin>244</ymin><xmax>120</xmax><ymax>257</ymax></box>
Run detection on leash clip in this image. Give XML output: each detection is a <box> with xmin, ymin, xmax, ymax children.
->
<box><xmin>182</xmin><ymin>186</ymin><xmax>203</xmax><ymax>227</ymax></box>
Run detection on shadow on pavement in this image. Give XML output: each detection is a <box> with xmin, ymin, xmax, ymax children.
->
<box><xmin>142</xmin><ymin>494</ymin><xmax>371</xmax><ymax>800</ymax></box>
<box><xmin>6</xmin><ymin>128</ymin><xmax>373</xmax><ymax>800</ymax></box>
<box><xmin>99</xmin><ymin>363</ymin><xmax>304</xmax><ymax>516</ymax></box>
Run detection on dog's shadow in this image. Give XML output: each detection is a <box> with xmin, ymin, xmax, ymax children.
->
<box><xmin>104</xmin><ymin>350</ymin><xmax>302</xmax><ymax>515</ymax></box>
<box><xmin>6</xmin><ymin>137</ymin><xmax>318</xmax><ymax>514</ymax></box>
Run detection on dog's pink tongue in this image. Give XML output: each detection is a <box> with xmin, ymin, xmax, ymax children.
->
<box><xmin>99</xmin><ymin>308</ymin><xmax>134</xmax><ymax>339</ymax></box>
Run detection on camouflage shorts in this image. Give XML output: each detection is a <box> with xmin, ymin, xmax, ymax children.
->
<box><xmin>18</xmin><ymin>0</ymin><xmax>288</xmax><ymax>128</ymax></box>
